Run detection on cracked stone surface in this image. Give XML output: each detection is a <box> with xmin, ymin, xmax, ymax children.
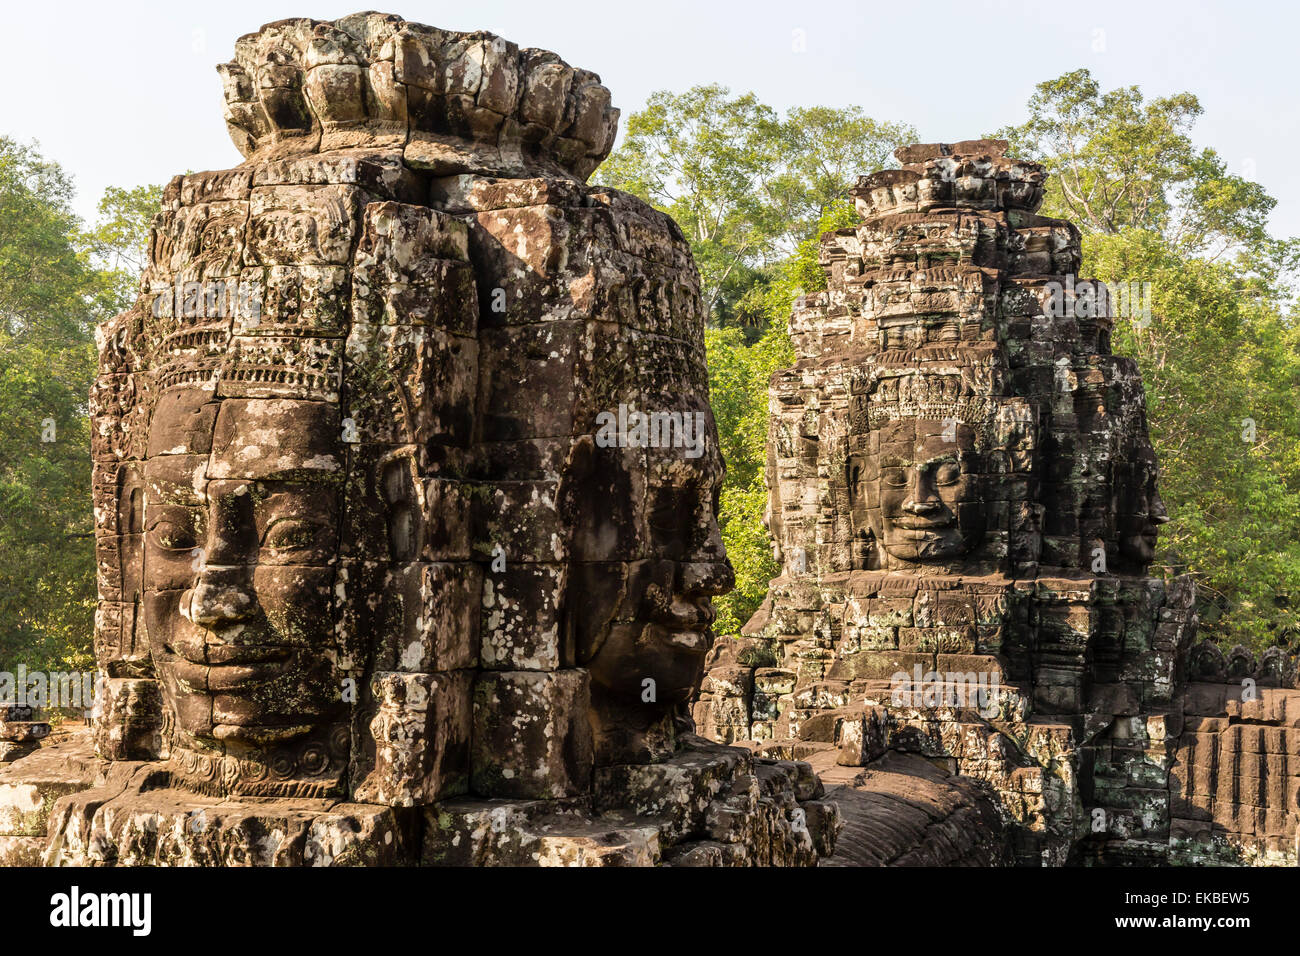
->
<box><xmin>1</xmin><ymin>12</ymin><xmax>836</xmax><ymax>868</ymax></box>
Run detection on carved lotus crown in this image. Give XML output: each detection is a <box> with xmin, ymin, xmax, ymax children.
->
<box><xmin>217</xmin><ymin>12</ymin><xmax>619</xmax><ymax>180</ymax></box>
<box><xmin>849</xmin><ymin>356</ymin><xmax>1005</xmax><ymax>448</ymax></box>
<box><xmin>849</xmin><ymin>139</ymin><xmax>1048</xmax><ymax>218</ymax></box>
<box><xmin>857</xmin><ymin>376</ymin><xmax>995</xmax><ymax>432</ymax></box>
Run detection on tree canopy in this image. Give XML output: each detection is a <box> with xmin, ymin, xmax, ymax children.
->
<box><xmin>602</xmin><ymin>73</ymin><xmax>1300</xmax><ymax>650</ymax></box>
<box><xmin>0</xmin><ymin>136</ymin><xmax>159</xmax><ymax>672</ymax></box>
<box><xmin>994</xmin><ymin>69</ymin><xmax>1300</xmax><ymax>648</ymax></box>
<box><xmin>596</xmin><ymin>85</ymin><xmax>913</xmax><ymax>333</ymax></box>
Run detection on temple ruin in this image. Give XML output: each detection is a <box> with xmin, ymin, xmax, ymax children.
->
<box><xmin>0</xmin><ymin>13</ymin><xmax>837</xmax><ymax>867</ymax></box>
<box><xmin>695</xmin><ymin>139</ymin><xmax>1300</xmax><ymax>866</ymax></box>
<box><xmin>0</xmin><ymin>14</ymin><xmax>1296</xmax><ymax>868</ymax></box>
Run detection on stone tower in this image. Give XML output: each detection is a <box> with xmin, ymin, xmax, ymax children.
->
<box><xmin>0</xmin><ymin>13</ymin><xmax>838</xmax><ymax>867</ymax></box>
<box><xmin>696</xmin><ymin>139</ymin><xmax>1207</xmax><ymax>865</ymax></box>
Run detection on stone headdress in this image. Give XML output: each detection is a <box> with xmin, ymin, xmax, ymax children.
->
<box><xmin>846</xmin><ymin>345</ymin><xmax>1031</xmax><ymax>455</ymax></box>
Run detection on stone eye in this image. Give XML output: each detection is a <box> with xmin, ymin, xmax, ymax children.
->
<box><xmin>881</xmin><ymin>467</ymin><xmax>907</xmax><ymax>488</ymax></box>
<box><xmin>263</xmin><ymin>517</ymin><xmax>323</xmax><ymax>551</ymax></box>
<box><xmin>933</xmin><ymin>461</ymin><xmax>961</xmax><ymax>486</ymax></box>
<box><xmin>148</xmin><ymin>519</ymin><xmax>196</xmax><ymax>552</ymax></box>
<box><xmin>649</xmin><ymin>504</ymin><xmax>682</xmax><ymax>534</ymax></box>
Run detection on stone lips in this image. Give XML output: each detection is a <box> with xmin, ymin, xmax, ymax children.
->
<box><xmin>218</xmin><ymin>13</ymin><xmax>619</xmax><ymax>181</ymax></box>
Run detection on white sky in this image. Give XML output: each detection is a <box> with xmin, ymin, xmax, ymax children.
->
<box><xmin>4</xmin><ymin>0</ymin><xmax>1295</xmax><ymax>238</ymax></box>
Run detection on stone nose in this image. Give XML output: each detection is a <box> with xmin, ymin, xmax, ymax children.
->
<box><xmin>680</xmin><ymin>559</ymin><xmax>735</xmax><ymax>597</ymax></box>
<box><xmin>902</xmin><ymin>466</ymin><xmax>943</xmax><ymax>513</ymax></box>
<box><xmin>902</xmin><ymin>497</ymin><xmax>941</xmax><ymax>514</ymax></box>
<box><xmin>185</xmin><ymin>567</ymin><xmax>256</xmax><ymax>628</ymax></box>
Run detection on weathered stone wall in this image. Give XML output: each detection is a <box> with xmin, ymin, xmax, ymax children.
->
<box><xmin>1166</xmin><ymin>646</ymin><xmax>1300</xmax><ymax>864</ymax></box>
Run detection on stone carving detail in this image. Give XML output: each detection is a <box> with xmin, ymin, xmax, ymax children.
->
<box><xmin>1186</xmin><ymin>639</ymin><xmax>1299</xmax><ymax>688</ymax></box>
<box><xmin>0</xmin><ymin>13</ymin><xmax>837</xmax><ymax>867</ymax></box>
<box><xmin>10</xmin><ymin>27</ymin><xmax>1294</xmax><ymax>867</ymax></box>
<box><xmin>217</xmin><ymin>14</ymin><xmax>619</xmax><ymax>180</ymax></box>
<box><xmin>696</xmin><ymin>139</ymin><xmax>1237</xmax><ymax>866</ymax></box>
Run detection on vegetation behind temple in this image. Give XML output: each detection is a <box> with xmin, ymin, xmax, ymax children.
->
<box><xmin>0</xmin><ymin>136</ymin><xmax>159</xmax><ymax>674</ymax></box>
<box><xmin>598</xmin><ymin>71</ymin><xmax>1300</xmax><ymax>651</ymax></box>
<box><xmin>1</xmin><ymin>69</ymin><xmax>1297</xmax><ymax>672</ymax></box>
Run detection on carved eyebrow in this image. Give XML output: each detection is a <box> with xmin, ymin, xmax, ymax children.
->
<box><xmin>144</xmin><ymin>504</ymin><xmax>200</xmax><ymax>528</ymax></box>
<box><xmin>256</xmin><ymin>492</ymin><xmax>339</xmax><ymax>518</ymax></box>
<box><xmin>877</xmin><ymin>454</ymin><xmax>959</xmax><ymax>469</ymax></box>
<box><xmin>921</xmin><ymin>454</ymin><xmax>960</xmax><ymax>468</ymax></box>
<box><xmin>232</xmin><ymin>469</ymin><xmax>343</xmax><ymax>485</ymax></box>
<box><xmin>144</xmin><ymin>486</ymin><xmax>204</xmax><ymax>507</ymax></box>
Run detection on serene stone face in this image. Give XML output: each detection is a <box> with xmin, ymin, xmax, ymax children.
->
<box><xmin>1116</xmin><ymin>444</ymin><xmax>1168</xmax><ymax>567</ymax></box>
<box><xmin>105</xmin><ymin>175</ymin><xmax>731</xmax><ymax>789</ymax></box>
<box><xmin>88</xmin><ymin>9</ymin><xmax>740</xmax><ymax>815</ymax></box>
<box><xmin>568</xmin><ymin>401</ymin><xmax>734</xmax><ymax>762</ymax></box>
<box><xmin>852</xmin><ymin>419</ymin><xmax>986</xmax><ymax>566</ymax></box>
<box><xmin>141</xmin><ymin>392</ymin><xmax>347</xmax><ymax>753</ymax></box>
<box><xmin>691</xmin><ymin>140</ymin><xmax>1217</xmax><ymax>869</ymax></box>
<box><xmin>43</xmin><ymin>13</ymin><xmax>854</xmax><ymax>870</ymax></box>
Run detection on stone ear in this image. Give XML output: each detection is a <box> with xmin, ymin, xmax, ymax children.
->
<box><xmin>378</xmin><ymin>454</ymin><xmax>420</xmax><ymax>563</ymax></box>
<box><xmin>123</xmin><ymin>484</ymin><xmax>144</xmax><ymax>535</ymax></box>
<box><xmin>846</xmin><ymin>456</ymin><xmax>862</xmax><ymax>506</ymax></box>
<box><xmin>558</xmin><ymin>435</ymin><xmax>614</xmax><ymax>563</ymax></box>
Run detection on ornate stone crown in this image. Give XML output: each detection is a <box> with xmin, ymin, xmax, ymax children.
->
<box><xmin>848</xmin><ymin>350</ymin><xmax>1003</xmax><ymax>443</ymax></box>
<box><xmin>218</xmin><ymin>13</ymin><xmax>619</xmax><ymax>179</ymax></box>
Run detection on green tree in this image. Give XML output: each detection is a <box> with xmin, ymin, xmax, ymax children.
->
<box><xmin>598</xmin><ymin>86</ymin><xmax>913</xmax><ymax>331</ymax></box>
<box><xmin>997</xmin><ymin>69</ymin><xmax>1276</xmax><ymax>255</ymax></box>
<box><xmin>597</xmin><ymin>85</ymin><xmax>782</xmax><ymax>324</ymax></box>
<box><xmin>0</xmin><ymin>136</ymin><xmax>159</xmax><ymax>673</ymax></box>
<box><xmin>706</xmin><ymin>203</ymin><xmax>859</xmax><ymax>635</ymax></box>
<box><xmin>88</xmin><ymin>183</ymin><xmax>163</xmax><ymax>308</ymax></box>
<box><xmin>999</xmin><ymin>71</ymin><xmax>1300</xmax><ymax>650</ymax></box>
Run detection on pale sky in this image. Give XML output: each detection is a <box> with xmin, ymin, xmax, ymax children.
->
<box><xmin>5</xmin><ymin>0</ymin><xmax>1295</xmax><ymax>238</ymax></box>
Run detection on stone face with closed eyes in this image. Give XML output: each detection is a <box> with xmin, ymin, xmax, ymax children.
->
<box><xmin>695</xmin><ymin>139</ymin><xmax>1209</xmax><ymax>868</ymax></box>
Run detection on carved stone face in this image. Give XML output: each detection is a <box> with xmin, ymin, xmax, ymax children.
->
<box><xmin>1117</xmin><ymin>446</ymin><xmax>1168</xmax><ymax>567</ymax></box>
<box><xmin>141</xmin><ymin>391</ymin><xmax>346</xmax><ymax>752</ymax></box>
<box><xmin>567</xmin><ymin>411</ymin><xmax>734</xmax><ymax>762</ymax></box>
<box><xmin>853</xmin><ymin>419</ymin><xmax>986</xmax><ymax>565</ymax></box>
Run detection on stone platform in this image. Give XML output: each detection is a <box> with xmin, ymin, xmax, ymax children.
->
<box><xmin>2</xmin><ymin>730</ymin><xmax>839</xmax><ymax>866</ymax></box>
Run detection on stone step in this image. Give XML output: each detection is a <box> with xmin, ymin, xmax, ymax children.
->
<box><xmin>0</xmin><ymin>722</ymin><xmax>50</xmax><ymax>745</ymax></box>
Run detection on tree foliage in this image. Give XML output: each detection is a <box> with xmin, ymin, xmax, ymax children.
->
<box><xmin>597</xmin><ymin>85</ymin><xmax>913</xmax><ymax>330</ymax></box>
<box><xmin>996</xmin><ymin>70</ymin><xmax>1300</xmax><ymax>650</ymax></box>
<box><xmin>996</xmin><ymin>69</ymin><xmax>1278</xmax><ymax>256</ymax></box>
<box><xmin>0</xmin><ymin>136</ymin><xmax>158</xmax><ymax>672</ymax></box>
